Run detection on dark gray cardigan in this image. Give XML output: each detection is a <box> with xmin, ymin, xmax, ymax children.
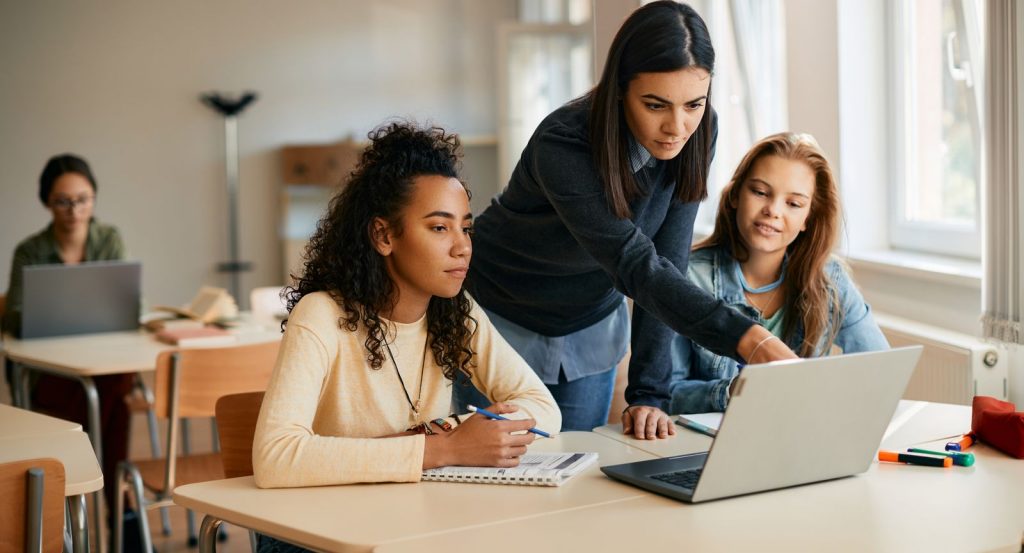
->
<box><xmin>466</xmin><ymin>98</ymin><xmax>754</xmax><ymax>409</ymax></box>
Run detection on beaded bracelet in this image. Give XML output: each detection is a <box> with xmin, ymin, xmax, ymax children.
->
<box><xmin>431</xmin><ymin>418</ymin><xmax>453</xmax><ymax>432</ymax></box>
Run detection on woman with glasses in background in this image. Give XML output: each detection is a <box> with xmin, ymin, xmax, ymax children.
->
<box><xmin>2</xmin><ymin>153</ymin><xmax>134</xmax><ymax>537</ymax></box>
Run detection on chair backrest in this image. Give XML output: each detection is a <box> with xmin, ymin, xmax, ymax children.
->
<box><xmin>0</xmin><ymin>458</ymin><xmax>65</xmax><ymax>553</ymax></box>
<box><xmin>0</xmin><ymin>293</ymin><xmax>6</xmax><ymax>318</ymax></box>
<box><xmin>151</xmin><ymin>340</ymin><xmax>279</xmax><ymax>492</ymax></box>
<box><xmin>249</xmin><ymin>286</ymin><xmax>288</xmax><ymax>322</ymax></box>
<box><xmin>215</xmin><ymin>391</ymin><xmax>265</xmax><ymax>478</ymax></box>
<box><xmin>153</xmin><ymin>340</ymin><xmax>280</xmax><ymax>419</ymax></box>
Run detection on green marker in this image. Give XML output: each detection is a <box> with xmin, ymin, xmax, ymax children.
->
<box><xmin>908</xmin><ymin>448</ymin><xmax>975</xmax><ymax>467</ymax></box>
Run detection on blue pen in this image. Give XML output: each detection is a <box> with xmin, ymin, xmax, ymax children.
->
<box><xmin>466</xmin><ymin>405</ymin><xmax>551</xmax><ymax>438</ymax></box>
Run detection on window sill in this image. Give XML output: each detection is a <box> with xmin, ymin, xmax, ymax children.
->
<box><xmin>843</xmin><ymin>249</ymin><xmax>981</xmax><ymax>290</ymax></box>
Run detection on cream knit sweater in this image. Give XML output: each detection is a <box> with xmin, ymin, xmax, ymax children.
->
<box><xmin>252</xmin><ymin>291</ymin><xmax>561</xmax><ymax>488</ymax></box>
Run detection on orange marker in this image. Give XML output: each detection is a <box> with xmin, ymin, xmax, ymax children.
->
<box><xmin>878</xmin><ymin>451</ymin><xmax>952</xmax><ymax>468</ymax></box>
<box><xmin>945</xmin><ymin>433</ymin><xmax>976</xmax><ymax>452</ymax></box>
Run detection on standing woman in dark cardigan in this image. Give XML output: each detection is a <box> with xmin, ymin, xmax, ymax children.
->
<box><xmin>457</xmin><ymin>1</ymin><xmax>797</xmax><ymax>438</ymax></box>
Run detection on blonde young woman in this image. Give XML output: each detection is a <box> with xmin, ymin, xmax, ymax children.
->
<box><xmin>669</xmin><ymin>132</ymin><xmax>888</xmax><ymax>414</ymax></box>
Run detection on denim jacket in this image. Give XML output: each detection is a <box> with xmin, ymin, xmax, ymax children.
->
<box><xmin>668</xmin><ymin>245</ymin><xmax>889</xmax><ymax>414</ymax></box>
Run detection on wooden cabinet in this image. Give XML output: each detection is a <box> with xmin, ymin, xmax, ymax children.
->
<box><xmin>279</xmin><ymin>140</ymin><xmax>362</xmax><ymax>283</ymax></box>
<box><xmin>279</xmin><ymin>137</ymin><xmax>498</xmax><ymax>284</ymax></box>
<box><xmin>281</xmin><ymin>140</ymin><xmax>362</xmax><ymax>188</ymax></box>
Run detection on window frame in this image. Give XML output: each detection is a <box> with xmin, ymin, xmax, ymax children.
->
<box><xmin>886</xmin><ymin>0</ymin><xmax>984</xmax><ymax>259</ymax></box>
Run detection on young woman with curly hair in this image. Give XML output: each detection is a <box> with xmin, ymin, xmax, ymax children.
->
<box><xmin>252</xmin><ymin>122</ymin><xmax>560</xmax><ymax>500</ymax></box>
<box><xmin>668</xmin><ymin>132</ymin><xmax>888</xmax><ymax>414</ymax></box>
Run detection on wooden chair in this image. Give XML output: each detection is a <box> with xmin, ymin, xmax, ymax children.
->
<box><xmin>112</xmin><ymin>341</ymin><xmax>280</xmax><ymax>553</ymax></box>
<box><xmin>215</xmin><ymin>391</ymin><xmax>266</xmax><ymax>553</ymax></box>
<box><xmin>0</xmin><ymin>458</ymin><xmax>66</xmax><ymax>553</ymax></box>
<box><xmin>215</xmin><ymin>391</ymin><xmax>264</xmax><ymax>479</ymax></box>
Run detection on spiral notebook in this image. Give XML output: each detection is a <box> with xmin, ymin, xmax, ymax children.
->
<box><xmin>422</xmin><ymin>452</ymin><xmax>598</xmax><ymax>486</ymax></box>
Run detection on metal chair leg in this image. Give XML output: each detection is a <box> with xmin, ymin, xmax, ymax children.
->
<box><xmin>138</xmin><ymin>379</ymin><xmax>162</xmax><ymax>458</ymax></box>
<box><xmin>67</xmin><ymin>495</ymin><xmax>89</xmax><ymax>553</ymax></box>
<box><xmin>160</xmin><ymin>505</ymin><xmax>172</xmax><ymax>536</ymax></box>
<box><xmin>27</xmin><ymin>468</ymin><xmax>44</xmax><ymax>553</ymax></box>
<box><xmin>113</xmin><ymin>463</ymin><xmax>128</xmax><ymax>553</ymax></box>
<box><xmin>134</xmin><ymin>375</ymin><xmax>172</xmax><ymax>536</ymax></box>
<box><xmin>126</xmin><ymin>466</ymin><xmax>154</xmax><ymax>553</ymax></box>
<box><xmin>198</xmin><ymin>516</ymin><xmax>223</xmax><ymax>553</ymax></box>
<box><xmin>63</xmin><ymin>499</ymin><xmax>73</xmax><ymax>553</ymax></box>
<box><xmin>187</xmin><ymin>509</ymin><xmax>198</xmax><ymax>547</ymax></box>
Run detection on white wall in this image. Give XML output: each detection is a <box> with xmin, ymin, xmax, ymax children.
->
<box><xmin>0</xmin><ymin>0</ymin><xmax>513</xmax><ymax>308</ymax></box>
<box><xmin>784</xmin><ymin>0</ymin><xmax>840</xmax><ymax>178</ymax></box>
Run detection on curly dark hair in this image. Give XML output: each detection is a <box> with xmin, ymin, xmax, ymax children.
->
<box><xmin>284</xmin><ymin>121</ymin><xmax>477</xmax><ymax>381</ymax></box>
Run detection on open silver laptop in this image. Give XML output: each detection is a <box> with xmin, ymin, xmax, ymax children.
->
<box><xmin>601</xmin><ymin>346</ymin><xmax>922</xmax><ymax>503</ymax></box>
<box><xmin>21</xmin><ymin>260</ymin><xmax>141</xmax><ymax>338</ymax></box>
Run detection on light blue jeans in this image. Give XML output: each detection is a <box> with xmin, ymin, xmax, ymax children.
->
<box><xmin>451</xmin><ymin>365</ymin><xmax>616</xmax><ymax>431</ymax></box>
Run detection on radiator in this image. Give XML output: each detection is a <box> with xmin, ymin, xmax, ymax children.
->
<box><xmin>874</xmin><ymin>313</ymin><xmax>1009</xmax><ymax>405</ymax></box>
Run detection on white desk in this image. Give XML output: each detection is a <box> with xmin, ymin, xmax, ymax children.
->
<box><xmin>1</xmin><ymin>323</ymin><xmax>280</xmax><ymax>550</ymax></box>
<box><xmin>378</xmin><ymin>403</ymin><xmax>1024</xmax><ymax>553</ymax></box>
<box><xmin>593</xmin><ymin>421</ymin><xmax>713</xmax><ymax>457</ymax></box>
<box><xmin>0</xmin><ymin>430</ymin><xmax>103</xmax><ymax>552</ymax></box>
<box><xmin>174</xmin><ymin>432</ymin><xmax>656</xmax><ymax>552</ymax></box>
<box><xmin>375</xmin><ymin>441</ymin><xmax>1024</xmax><ymax>552</ymax></box>
<box><xmin>0</xmin><ymin>402</ymin><xmax>82</xmax><ymax>436</ymax></box>
<box><xmin>2</xmin><ymin>325</ymin><xmax>281</xmax><ymax>460</ymax></box>
<box><xmin>179</xmin><ymin>403</ymin><xmax>1023</xmax><ymax>553</ymax></box>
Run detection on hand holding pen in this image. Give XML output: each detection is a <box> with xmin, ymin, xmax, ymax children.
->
<box><xmin>424</xmin><ymin>403</ymin><xmax>538</xmax><ymax>469</ymax></box>
<box><xmin>468</xmin><ymin>404</ymin><xmax>552</xmax><ymax>438</ymax></box>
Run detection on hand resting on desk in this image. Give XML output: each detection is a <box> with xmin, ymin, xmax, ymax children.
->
<box><xmin>622</xmin><ymin>405</ymin><xmax>676</xmax><ymax>440</ymax></box>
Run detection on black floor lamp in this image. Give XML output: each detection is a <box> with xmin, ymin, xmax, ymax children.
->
<box><xmin>201</xmin><ymin>91</ymin><xmax>257</xmax><ymax>307</ymax></box>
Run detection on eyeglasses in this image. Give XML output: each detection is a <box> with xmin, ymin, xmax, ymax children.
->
<box><xmin>50</xmin><ymin>196</ymin><xmax>94</xmax><ymax>211</ymax></box>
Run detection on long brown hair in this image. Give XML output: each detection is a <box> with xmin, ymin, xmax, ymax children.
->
<box><xmin>697</xmin><ymin>132</ymin><xmax>843</xmax><ymax>356</ymax></box>
<box><xmin>586</xmin><ymin>0</ymin><xmax>715</xmax><ymax>219</ymax></box>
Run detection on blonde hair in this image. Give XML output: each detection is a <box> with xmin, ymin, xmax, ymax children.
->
<box><xmin>697</xmin><ymin>132</ymin><xmax>843</xmax><ymax>356</ymax></box>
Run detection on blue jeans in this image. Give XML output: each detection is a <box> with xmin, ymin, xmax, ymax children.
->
<box><xmin>451</xmin><ymin>366</ymin><xmax>616</xmax><ymax>432</ymax></box>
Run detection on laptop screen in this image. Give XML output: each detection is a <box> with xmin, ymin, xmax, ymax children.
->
<box><xmin>21</xmin><ymin>260</ymin><xmax>141</xmax><ymax>339</ymax></box>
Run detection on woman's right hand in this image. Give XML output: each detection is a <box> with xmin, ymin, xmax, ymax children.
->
<box><xmin>422</xmin><ymin>402</ymin><xmax>536</xmax><ymax>469</ymax></box>
<box><xmin>737</xmin><ymin>325</ymin><xmax>798</xmax><ymax>364</ymax></box>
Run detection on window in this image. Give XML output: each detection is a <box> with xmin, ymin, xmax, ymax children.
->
<box><xmin>497</xmin><ymin>1</ymin><xmax>592</xmax><ymax>183</ymax></box>
<box><xmin>689</xmin><ymin>0</ymin><xmax>787</xmax><ymax>233</ymax></box>
<box><xmin>889</xmin><ymin>0</ymin><xmax>985</xmax><ymax>258</ymax></box>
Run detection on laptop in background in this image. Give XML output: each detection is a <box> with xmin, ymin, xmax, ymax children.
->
<box><xmin>601</xmin><ymin>346</ymin><xmax>922</xmax><ymax>503</ymax></box>
<box><xmin>21</xmin><ymin>260</ymin><xmax>142</xmax><ymax>339</ymax></box>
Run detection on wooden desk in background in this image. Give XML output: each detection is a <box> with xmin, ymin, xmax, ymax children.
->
<box><xmin>0</xmin><ymin>402</ymin><xmax>82</xmax><ymax>436</ymax></box>
<box><xmin>0</xmin><ymin>407</ymin><xmax>103</xmax><ymax>553</ymax></box>
<box><xmin>1</xmin><ymin>322</ymin><xmax>280</xmax><ymax>551</ymax></box>
<box><xmin>2</xmin><ymin>325</ymin><xmax>280</xmax><ymax>462</ymax></box>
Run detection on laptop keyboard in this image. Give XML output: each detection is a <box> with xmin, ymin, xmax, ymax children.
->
<box><xmin>651</xmin><ymin>468</ymin><xmax>703</xmax><ymax>490</ymax></box>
